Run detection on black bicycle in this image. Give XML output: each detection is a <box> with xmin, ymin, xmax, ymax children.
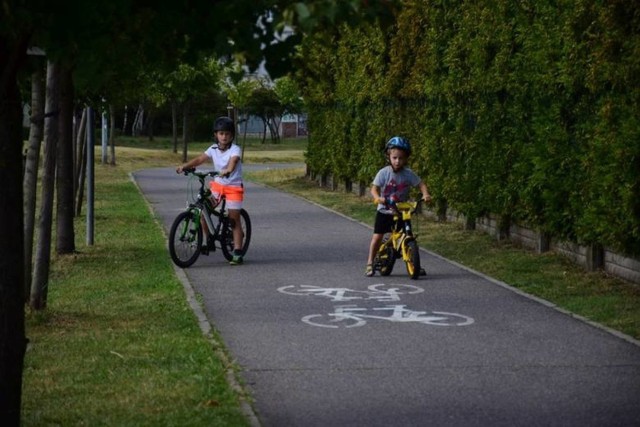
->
<box><xmin>168</xmin><ymin>168</ymin><xmax>251</xmax><ymax>268</ymax></box>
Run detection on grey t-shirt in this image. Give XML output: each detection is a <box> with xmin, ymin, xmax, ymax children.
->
<box><xmin>372</xmin><ymin>166</ymin><xmax>421</xmax><ymax>213</ymax></box>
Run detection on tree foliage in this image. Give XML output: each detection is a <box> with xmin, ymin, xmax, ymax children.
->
<box><xmin>296</xmin><ymin>0</ymin><xmax>640</xmax><ymax>256</ymax></box>
<box><xmin>1</xmin><ymin>1</ymin><xmax>400</xmax><ymax>423</ymax></box>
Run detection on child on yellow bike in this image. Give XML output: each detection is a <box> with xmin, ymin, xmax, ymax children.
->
<box><xmin>365</xmin><ymin>136</ymin><xmax>431</xmax><ymax>277</ymax></box>
<box><xmin>176</xmin><ymin>116</ymin><xmax>245</xmax><ymax>265</ymax></box>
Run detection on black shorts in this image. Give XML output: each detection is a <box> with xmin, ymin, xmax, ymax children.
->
<box><xmin>373</xmin><ymin>211</ymin><xmax>404</xmax><ymax>234</ymax></box>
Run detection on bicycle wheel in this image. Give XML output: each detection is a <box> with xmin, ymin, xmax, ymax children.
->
<box><xmin>220</xmin><ymin>209</ymin><xmax>252</xmax><ymax>261</ymax></box>
<box><xmin>375</xmin><ymin>240</ymin><xmax>396</xmax><ymax>276</ymax></box>
<box><xmin>168</xmin><ymin>210</ymin><xmax>202</xmax><ymax>268</ymax></box>
<box><xmin>404</xmin><ymin>239</ymin><xmax>421</xmax><ymax>280</ymax></box>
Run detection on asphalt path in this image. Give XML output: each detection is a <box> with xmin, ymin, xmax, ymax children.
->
<box><xmin>133</xmin><ymin>166</ymin><xmax>640</xmax><ymax>427</ymax></box>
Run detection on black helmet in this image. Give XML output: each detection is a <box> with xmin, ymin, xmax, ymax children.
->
<box><xmin>213</xmin><ymin>116</ymin><xmax>235</xmax><ymax>134</ymax></box>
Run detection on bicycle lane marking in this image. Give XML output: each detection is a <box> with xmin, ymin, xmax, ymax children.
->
<box><xmin>276</xmin><ymin>283</ymin><xmax>424</xmax><ymax>302</ymax></box>
<box><xmin>277</xmin><ymin>283</ymin><xmax>475</xmax><ymax>328</ymax></box>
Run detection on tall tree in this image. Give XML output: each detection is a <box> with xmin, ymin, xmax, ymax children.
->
<box><xmin>74</xmin><ymin>108</ymin><xmax>87</xmax><ymax>215</ymax></box>
<box><xmin>224</xmin><ymin>73</ymin><xmax>262</xmax><ymax>157</ymax></box>
<box><xmin>30</xmin><ymin>61</ymin><xmax>60</xmax><ymax>310</ymax></box>
<box><xmin>56</xmin><ymin>64</ymin><xmax>75</xmax><ymax>254</ymax></box>
<box><xmin>23</xmin><ymin>64</ymin><xmax>46</xmax><ymax>300</ymax></box>
<box><xmin>0</xmin><ymin>31</ymin><xmax>29</xmax><ymax>426</ymax></box>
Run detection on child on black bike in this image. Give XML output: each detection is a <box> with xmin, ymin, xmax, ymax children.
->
<box><xmin>176</xmin><ymin>116</ymin><xmax>245</xmax><ymax>265</ymax></box>
<box><xmin>365</xmin><ymin>136</ymin><xmax>431</xmax><ymax>277</ymax></box>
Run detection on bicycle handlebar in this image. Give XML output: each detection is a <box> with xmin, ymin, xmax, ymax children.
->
<box><xmin>181</xmin><ymin>168</ymin><xmax>220</xmax><ymax>179</ymax></box>
<box><xmin>374</xmin><ymin>198</ymin><xmax>423</xmax><ymax>212</ymax></box>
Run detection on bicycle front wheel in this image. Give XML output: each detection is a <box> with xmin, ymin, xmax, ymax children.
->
<box><xmin>169</xmin><ymin>211</ymin><xmax>202</xmax><ymax>268</ymax></box>
<box><xmin>220</xmin><ymin>209</ymin><xmax>252</xmax><ymax>261</ymax></box>
<box><xmin>375</xmin><ymin>240</ymin><xmax>396</xmax><ymax>276</ymax></box>
<box><xmin>404</xmin><ymin>239</ymin><xmax>421</xmax><ymax>280</ymax></box>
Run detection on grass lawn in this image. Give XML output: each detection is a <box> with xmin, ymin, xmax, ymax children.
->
<box><xmin>22</xmin><ymin>136</ymin><xmax>300</xmax><ymax>426</ymax></box>
<box><xmin>22</xmin><ymin>135</ymin><xmax>639</xmax><ymax>425</ymax></box>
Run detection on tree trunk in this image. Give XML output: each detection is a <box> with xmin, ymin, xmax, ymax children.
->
<box><xmin>23</xmin><ymin>65</ymin><xmax>45</xmax><ymax>300</ymax></box>
<box><xmin>0</xmin><ymin>33</ymin><xmax>29</xmax><ymax>427</ymax></box>
<box><xmin>109</xmin><ymin>104</ymin><xmax>116</xmax><ymax>165</ymax></box>
<box><xmin>31</xmin><ymin>61</ymin><xmax>60</xmax><ymax>310</ymax></box>
<box><xmin>260</xmin><ymin>117</ymin><xmax>267</xmax><ymax>144</ymax></box>
<box><xmin>146</xmin><ymin>107</ymin><xmax>155</xmax><ymax>141</ymax></box>
<box><xmin>171</xmin><ymin>100</ymin><xmax>178</xmax><ymax>153</ymax></box>
<box><xmin>122</xmin><ymin>104</ymin><xmax>128</xmax><ymax>134</ymax></box>
<box><xmin>75</xmin><ymin>108</ymin><xmax>87</xmax><ymax>216</ymax></box>
<box><xmin>56</xmin><ymin>64</ymin><xmax>75</xmax><ymax>254</ymax></box>
<box><xmin>181</xmin><ymin>99</ymin><xmax>190</xmax><ymax>162</ymax></box>
<box><xmin>72</xmin><ymin>108</ymin><xmax>78</xmax><ymax>192</ymax></box>
<box><xmin>270</xmin><ymin>116</ymin><xmax>281</xmax><ymax>144</ymax></box>
<box><xmin>241</xmin><ymin>111</ymin><xmax>248</xmax><ymax>162</ymax></box>
<box><xmin>132</xmin><ymin>104</ymin><xmax>143</xmax><ymax>136</ymax></box>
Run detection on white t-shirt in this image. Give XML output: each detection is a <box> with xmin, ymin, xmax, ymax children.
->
<box><xmin>204</xmin><ymin>143</ymin><xmax>243</xmax><ymax>186</ymax></box>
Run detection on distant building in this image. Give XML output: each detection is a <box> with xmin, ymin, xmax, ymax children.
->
<box><xmin>237</xmin><ymin>113</ymin><xmax>307</xmax><ymax>139</ymax></box>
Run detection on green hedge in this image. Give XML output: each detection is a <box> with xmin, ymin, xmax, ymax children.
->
<box><xmin>295</xmin><ymin>0</ymin><xmax>640</xmax><ymax>256</ymax></box>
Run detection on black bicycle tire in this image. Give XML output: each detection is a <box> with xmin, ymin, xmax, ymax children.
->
<box><xmin>405</xmin><ymin>239</ymin><xmax>421</xmax><ymax>280</ymax></box>
<box><xmin>168</xmin><ymin>211</ymin><xmax>202</xmax><ymax>268</ymax></box>
<box><xmin>376</xmin><ymin>241</ymin><xmax>396</xmax><ymax>276</ymax></box>
<box><xmin>220</xmin><ymin>209</ymin><xmax>252</xmax><ymax>261</ymax></box>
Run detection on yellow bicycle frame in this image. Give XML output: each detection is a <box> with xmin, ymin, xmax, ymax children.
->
<box><xmin>387</xmin><ymin>201</ymin><xmax>417</xmax><ymax>262</ymax></box>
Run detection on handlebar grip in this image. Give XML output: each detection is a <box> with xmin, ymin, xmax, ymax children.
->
<box><xmin>183</xmin><ymin>167</ymin><xmax>195</xmax><ymax>175</ymax></box>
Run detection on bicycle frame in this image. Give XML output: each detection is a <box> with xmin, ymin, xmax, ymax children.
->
<box><xmin>388</xmin><ymin>201</ymin><xmax>417</xmax><ymax>260</ymax></box>
<box><xmin>178</xmin><ymin>171</ymin><xmax>227</xmax><ymax>245</ymax></box>
<box><xmin>187</xmin><ymin>194</ymin><xmax>227</xmax><ymax>244</ymax></box>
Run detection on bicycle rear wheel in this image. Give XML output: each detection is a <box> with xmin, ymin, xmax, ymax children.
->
<box><xmin>375</xmin><ymin>240</ymin><xmax>396</xmax><ymax>276</ymax></box>
<box><xmin>220</xmin><ymin>208</ymin><xmax>252</xmax><ymax>261</ymax></box>
<box><xmin>169</xmin><ymin>211</ymin><xmax>202</xmax><ymax>268</ymax></box>
<box><xmin>404</xmin><ymin>239</ymin><xmax>421</xmax><ymax>280</ymax></box>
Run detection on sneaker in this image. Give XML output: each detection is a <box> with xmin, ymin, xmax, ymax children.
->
<box><xmin>365</xmin><ymin>264</ymin><xmax>374</xmax><ymax>277</ymax></box>
<box><xmin>230</xmin><ymin>254</ymin><xmax>243</xmax><ymax>265</ymax></box>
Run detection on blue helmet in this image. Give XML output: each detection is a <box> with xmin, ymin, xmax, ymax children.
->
<box><xmin>385</xmin><ymin>136</ymin><xmax>411</xmax><ymax>155</ymax></box>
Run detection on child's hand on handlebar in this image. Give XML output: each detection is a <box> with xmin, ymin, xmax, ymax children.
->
<box><xmin>176</xmin><ymin>166</ymin><xmax>195</xmax><ymax>175</ymax></box>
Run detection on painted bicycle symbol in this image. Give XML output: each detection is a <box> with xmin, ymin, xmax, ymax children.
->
<box><xmin>302</xmin><ymin>304</ymin><xmax>475</xmax><ymax>328</ymax></box>
<box><xmin>277</xmin><ymin>283</ymin><xmax>424</xmax><ymax>302</ymax></box>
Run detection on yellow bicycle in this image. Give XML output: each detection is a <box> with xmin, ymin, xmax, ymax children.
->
<box><xmin>374</xmin><ymin>200</ymin><xmax>425</xmax><ymax>280</ymax></box>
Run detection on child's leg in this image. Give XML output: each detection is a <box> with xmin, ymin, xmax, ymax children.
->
<box><xmin>368</xmin><ymin>211</ymin><xmax>392</xmax><ymax>265</ymax></box>
<box><xmin>367</xmin><ymin>233</ymin><xmax>384</xmax><ymax>266</ymax></box>
<box><xmin>227</xmin><ymin>209</ymin><xmax>243</xmax><ymax>252</ymax></box>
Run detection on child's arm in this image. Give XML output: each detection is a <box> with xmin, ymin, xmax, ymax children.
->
<box><xmin>220</xmin><ymin>155</ymin><xmax>240</xmax><ymax>177</ymax></box>
<box><xmin>176</xmin><ymin>152</ymin><xmax>209</xmax><ymax>174</ymax></box>
<box><xmin>370</xmin><ymin>185</ymin><xmax>384</xmax><ymax>204</ymax></box>
<box><xmin>418</xmin><ymin>181</ymin><xmax>432</xmax><ymax>203</ymax></box>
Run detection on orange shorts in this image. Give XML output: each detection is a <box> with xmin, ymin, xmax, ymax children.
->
<box><xmin>210</xmin><ymin>181</ymin><xmax>244</xmax><ymax>209</ymax></box>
